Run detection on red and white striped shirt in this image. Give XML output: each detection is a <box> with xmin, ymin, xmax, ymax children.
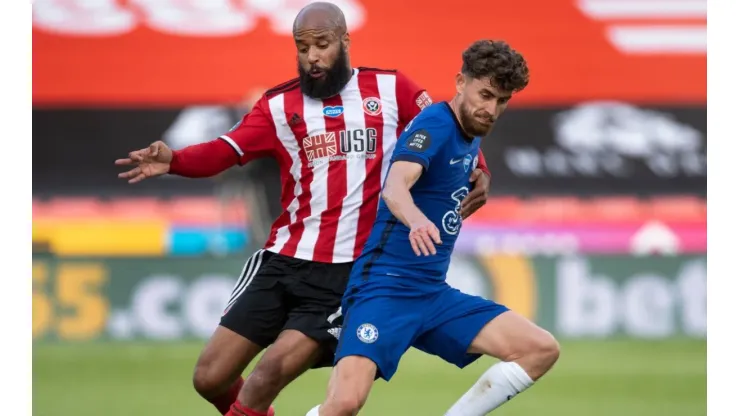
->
<box><xmin>171</xmin><ymin>67</ymin><xmax>489</xmax><ymax>263</ymax></box>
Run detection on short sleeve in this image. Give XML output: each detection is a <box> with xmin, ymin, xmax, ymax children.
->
<box><xmin>395</xmin><ymin>71</ymin><xmax>433</xmax><ymax>127</ymax></box>
<box><xmin>218</xmin><ymin>96</ymin><xmax>278</xmax><ymax>165</ymax></box>
<box><xmin>392</xmin><ymin>116</ymin><xmax>449</xmax><ymax>171</ymax></box>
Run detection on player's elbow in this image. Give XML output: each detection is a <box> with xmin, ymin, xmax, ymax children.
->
<box><xmin>381</xmin><ymin>188</ymin><xmax>392</xmax><ymax>204</ymax></box>
<box><xmin>381</xmin><ymin>186</ymin><xmax>400</xmax><ymax>209</ymax></box>
<box><xmin>382</xmin><ymin>178</ymin><xmax>414</xmax><ymax>217</ymax></box>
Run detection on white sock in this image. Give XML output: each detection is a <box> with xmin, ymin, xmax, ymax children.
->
<box><xmin>444</xmin><ymin>361</ymin><xmax>534</xmax><ymax>416</ymax></box>
<box><xmin>305</xmin><ymin>404</ymin><xmax>321</xmax><ymax>416</ymax></box>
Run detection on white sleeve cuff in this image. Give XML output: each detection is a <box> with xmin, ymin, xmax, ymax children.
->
<box><xmin>219</xmin><ymin>135</ymin><xmax>244</xmax><ymax>157</ymax></box>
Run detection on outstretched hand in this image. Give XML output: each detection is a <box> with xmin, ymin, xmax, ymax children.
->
<box><xmin>460</xmin><ymin>169</ymin><xmax>490</xmax><ymax>219</ymax></box>
<box><xmin>115</xmin><ymin>141</ymin><xmax>173</xmax><ymax>184</ymax></box>
<box><xmin>408</xmin><ymin>217</ymin><xmax>442</xmax><ymax>256</ymax></box>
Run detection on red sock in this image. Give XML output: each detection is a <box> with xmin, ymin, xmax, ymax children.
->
<box><xmin>209</xmin><ymin>377</ymin><xmax>244</xmax><ymax>415</ymax></box>
<box><xmin>226</xmin><ymin>401</ymin><xmax>275</xmax><ymax>416</ymax></box>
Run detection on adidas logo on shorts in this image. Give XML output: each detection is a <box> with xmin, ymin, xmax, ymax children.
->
<box><xmin>327</xmin><ymin>327</ymin><xmax>342</xmax><ymax>340</ymax></box>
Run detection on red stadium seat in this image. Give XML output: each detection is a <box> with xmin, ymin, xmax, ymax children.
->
<box><xmin>526</xmin><ymin>197</ymin><xmax>586</xmax><ymax>223</ymax></box>
<box><xmin>648</xmin><ymin>196</ymin><xmax>706</xmax><ymax>222</ymax></box>
<box><xmin>107</xmin><ymin>197</ymin><xmax>166</xmax><ymax>219</ymax></box>
<box><xmin>46</xmin><ymin>197</ymin><xmax>105</xmax><ymax>219</ymax></box>
<box><xmin>32</xmin><ymin>199</ymin><xmax>50</xmax><ymax>219</ymax></box>
<box><xmin>469</xmin><ymin>197</ymin><xmax>524</xmax><ymax>222</ymax></box>
<box><xmin>165</xmin><ymin>197</ymin><xmax>222</xmax><ymax>224</ymax></box>
<box><xmin>587</xmin><ymin>197</ymin><xmax>647</xmax><ymax>223</ymax></box>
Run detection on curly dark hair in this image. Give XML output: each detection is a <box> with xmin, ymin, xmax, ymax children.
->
<box><xmin>461</xmin><ymin>40</ymin><xmax>529</xmax><ymax>93</ymax></box>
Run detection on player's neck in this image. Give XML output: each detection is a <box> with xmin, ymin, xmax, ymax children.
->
<box><xmin>448</xmin><ymin>96</ymin><xmax>461</xmax><ymax>121</ymax></box>
<box><xmin>446</xmin><ymin>97</ymin><xmax>474</xmax><ymax>141</ymax></box>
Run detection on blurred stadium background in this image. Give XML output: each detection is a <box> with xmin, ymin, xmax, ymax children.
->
<box><xmin>32</xmin><ymin>0</ymin><xmax>706</xmax><ymax>415</ymax></box>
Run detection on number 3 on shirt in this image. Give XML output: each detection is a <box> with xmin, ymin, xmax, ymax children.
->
<box><xmin>442</xmin><ymin>187</ymin><xmax>469</xmax><ymax>235</ymax></box>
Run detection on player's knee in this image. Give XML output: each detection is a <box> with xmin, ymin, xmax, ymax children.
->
<box><xmin>530</xmin><ymin>329</ymin><xmax>560</xmax><ymax>369</ymax></box>
<box><xmin>192</xmin><ymin>362</ymin><xmax>225</xmax><ymax>398</ymax></box>
<box><xmin>324</xmin><ymin>394</ymin><xmax>366</xmax><ymax>416</ymax></box>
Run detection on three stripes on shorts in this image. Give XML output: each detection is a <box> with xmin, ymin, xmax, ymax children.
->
<box><xmin>225</xmin><ymin>249</ymin><xmax>265</xmax><ymax>312</ymax></box>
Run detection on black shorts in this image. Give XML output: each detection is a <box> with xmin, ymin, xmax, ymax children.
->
<box><xmin>220</xmin><ymin>249</ymin><xmax>353</xmax><ymax>368</ymax></box>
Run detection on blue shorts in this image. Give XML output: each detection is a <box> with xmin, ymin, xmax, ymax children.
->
<box><xmin>334</xmin><ymin>281</ymin><xmax>509</xmax><ymax>381</ymax></box>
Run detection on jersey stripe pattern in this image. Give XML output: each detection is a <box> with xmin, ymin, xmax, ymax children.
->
<box><xmin>221</xmin><ymin>68</ymin><xmax>424</xmax><ymax>263</ymax></box>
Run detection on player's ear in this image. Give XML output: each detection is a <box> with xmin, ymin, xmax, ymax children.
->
<box><xmin>455</xmin><ymin>73</ymin><xmax>465</xmax><ymax>95</ymax></box>
<box><xmin>342</xmin><ymin>33</ymin><xmax>350</xmax><ymax>49</ymax></box>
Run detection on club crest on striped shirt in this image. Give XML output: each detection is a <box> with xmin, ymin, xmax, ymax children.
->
<box><xmin>362</xmin><ymin>97</ymin><xmax>382</xmax><ymax>116</ymax></box>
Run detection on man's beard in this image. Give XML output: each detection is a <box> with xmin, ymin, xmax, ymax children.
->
<box><xmin>458</xmin><ymin>101</ymin><xmax>495</xmax><ymax>137</ymax></box>
<box><xmin>298</xmin><ymin>45</ymin><xmax>352</xmax><ymax>99</ymax></box>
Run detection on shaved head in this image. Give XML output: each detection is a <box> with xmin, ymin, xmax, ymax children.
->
<box><xmin>292</xmin><ymin>2</ymin><xmax>352</xmax><ymax>99</ymax></box>
<box><xmin>293</xmin><ymin>2</ymin><xmax>347</xmax><ymax>36</ymax></box>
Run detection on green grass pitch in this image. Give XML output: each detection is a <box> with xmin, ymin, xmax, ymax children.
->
<box><xmin>33</xmin><ymin>339</ymin><xmax>706</xmax><ymax>415</ymax></box>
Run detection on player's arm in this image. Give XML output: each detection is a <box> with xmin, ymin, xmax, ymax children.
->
<box><xmin>168</xmin><ymin>139</ymin><xmax>238</xmax><ymax>178</ymax></box>
<box><xmin>384</xmin><ymin>119</ymin><xmax>448</xmax><ymax>256</ymax></box>
<box><xmin>116</xmin><ymin>97</ymin><xmax>277</xmax><ymax>182</ymax></box>
<box><xmin>382</xmin><ymin>161</ymin><xmax>426</xmax><ymax>229</ymax></box>
<box><xmin>382</xmin><ymin>161</ymin><xmax>442</xmax><ymax>257</ymax></box>
<box><xmin>395</xmin><ymin>71</ymin><xmax>490</xmax><ymax>218</ymax></box>
<box><xmin>171</xmin><ymin>97</ymin><xmax>277</xmax><ymax>176</ymax></box>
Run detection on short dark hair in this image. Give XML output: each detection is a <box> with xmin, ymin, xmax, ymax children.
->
<box><xmin>461</xmin><ymin>40</ymin><xmax>529</xmax><ymax>93</ymax></box>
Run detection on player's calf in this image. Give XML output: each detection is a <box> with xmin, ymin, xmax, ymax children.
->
<box><xmin>192</xmin><ymin>326</ymin><xmax>264</xmax><ymax>414</ymax></box>
<box><xmin>240</xmin><ymin>364</ymin><xmax>284</xmax><ymax>409</ymax></box>
<box><xmin>444</xmin><ymin>311</ymin><xmax>560</xmax><ymax>416</ymax></box>
<box><xmin>237</xmin><ymin>330</ymin><xmax>323</xmax><ymax>411</ymax></box>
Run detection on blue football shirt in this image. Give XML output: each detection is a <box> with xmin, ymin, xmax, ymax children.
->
<box><xmin>351</xmin><ymin>102</ymin><xmax>481</xmax><ymax>287</ymax></box>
